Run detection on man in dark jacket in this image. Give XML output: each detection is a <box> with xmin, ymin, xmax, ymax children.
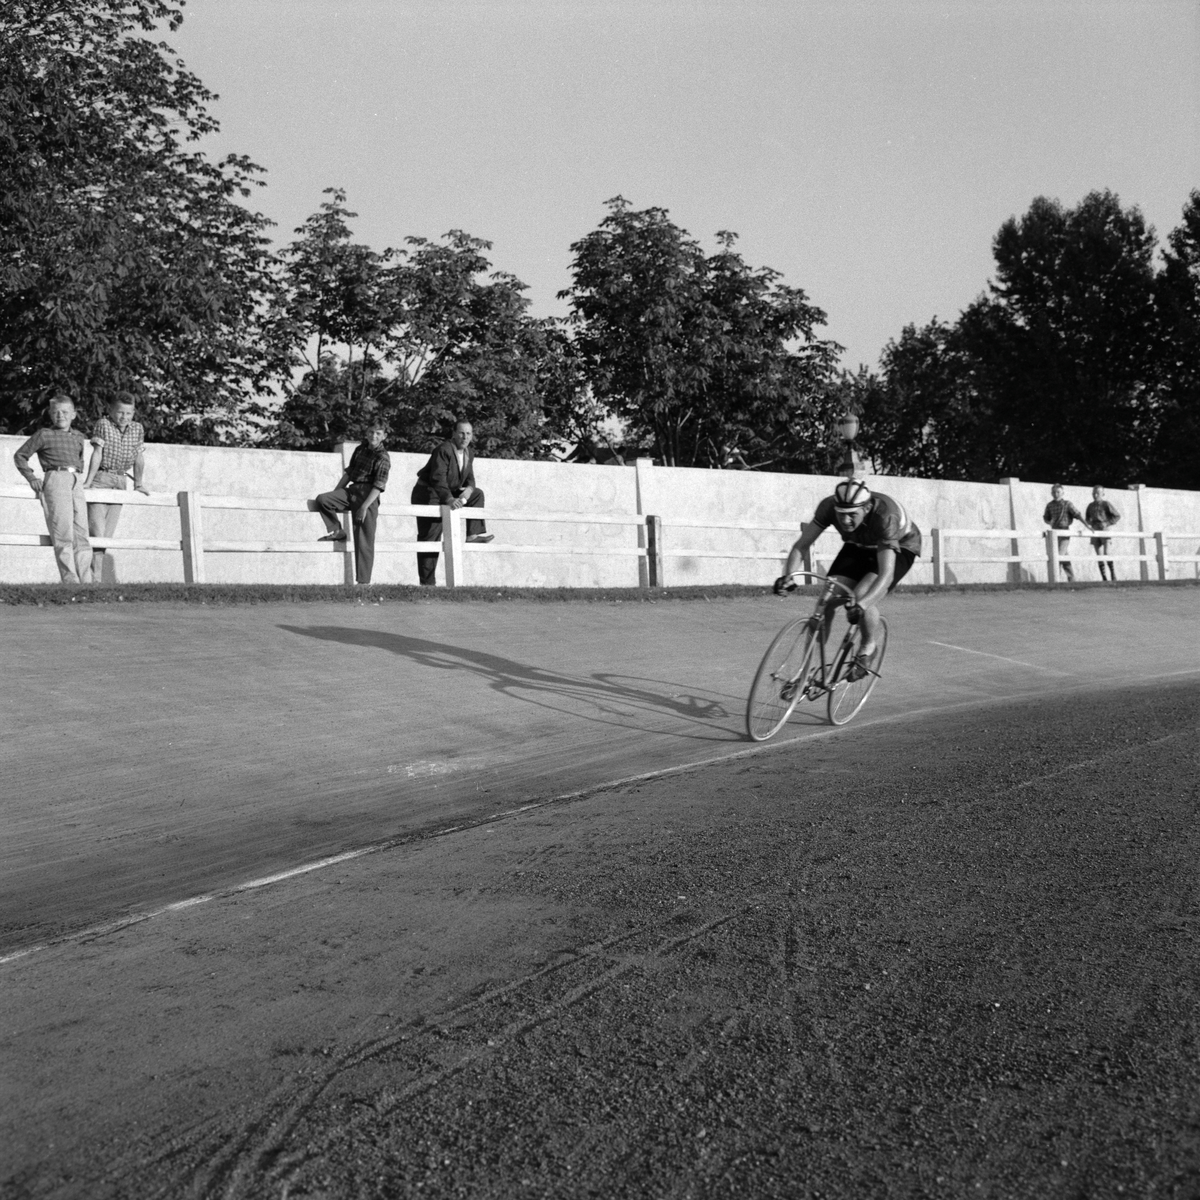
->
<box><xmin>313</xmin><ymin>422</ymin><xmax>390</xmax><ymax>584</ymax></box>
<box><xmin>411</xmin><ymin>419</ymin><xmax>493</xmax><ymax>585</ymax></box>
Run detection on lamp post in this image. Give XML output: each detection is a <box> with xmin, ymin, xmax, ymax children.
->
<box><xmin>836</xmin><ymin>413</ymin><xmax>860</xmax><ymax>477</ymax></box>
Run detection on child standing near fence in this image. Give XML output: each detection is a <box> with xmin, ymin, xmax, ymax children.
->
<box><xmin>13</xmin><ymin>395</ymin><xmax>95</xmax><ymax>584</ymax></box>
<box><xmin>1085</xmin><ymin>486</ymin><xmax>1121</xmax><ymax>582</ymax></box>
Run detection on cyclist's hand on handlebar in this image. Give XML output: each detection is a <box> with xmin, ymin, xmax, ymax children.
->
<box><xmin>773</xmin><ymin>574</ymin><xmax>799</xmax><ymax>596</ymax></box>
<box><xmin>845</xmin><ymin>602</ymin><xmax>863</xmax><ymax>624</ymax></box>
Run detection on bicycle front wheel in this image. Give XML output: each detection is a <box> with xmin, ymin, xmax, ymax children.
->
<box><xmin>746</xmin><ymin>617</ymin><xmax>819</xmax><ymax>741</ymax></box>
<box><xmin>827</xmin><ymin>616</ymin><xmax>888</xmax><ymax>726</ymax></box>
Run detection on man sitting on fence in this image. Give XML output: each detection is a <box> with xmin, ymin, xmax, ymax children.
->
<box><xmin>13</xmin><ymin>394</ymin><xmax>95</xmax><ymax>584</ymax></box>
<box><xmin>1043</xmin><ymin>484</ymin><xmax>1089</xmax><ymax>582</ymax></box>
<box><xmin>313</xmin><ymin>423</ymin><xmax>390</xmax><ymax>585</ymax></box>
<box><xmin>411</xmin><ymin>419</ymin><xmax>493</xmax><ymax>587</ymax></box>
<box><xmin>83</xmin><ymin>393</ymin><xmax>148</xmax><ymax>584</ymax></box>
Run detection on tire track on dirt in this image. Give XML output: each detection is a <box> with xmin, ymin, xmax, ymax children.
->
<box><xmin>139</xmin><ymin>902</ymin><xmax>757</xmax><ymax>1200</ymax></box>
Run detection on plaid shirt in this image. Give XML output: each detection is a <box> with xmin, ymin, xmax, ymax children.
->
<box><xmin>347</xmin><ymin>441</ymin><xmax>390</xmax><ymax>494</ymax></box>
<box><xmin>90</xmin><ymin>415</ymin><xmax>145</xmax><ymax>474</ymax></box>
<box><xmin>14</xmin><ymin>427</ymin><xmax>88</xmax><ymax>481</ymax></box>
<box><xmin>1043</xmin><ymin>498</ymin><xmax>1085</xmax><ymax>529</ymax></box>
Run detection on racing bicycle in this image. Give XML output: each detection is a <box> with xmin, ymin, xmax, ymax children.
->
<box><xmin>745</xmin><ymin>572</ymin><xmax>888</xmax><ymax>741</ymax></box>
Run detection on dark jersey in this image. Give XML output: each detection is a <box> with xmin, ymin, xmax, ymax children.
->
<box><xmin>811</xmin><ymin>491</ymin><xmax>922</xmax><ymax>556</ymax></box>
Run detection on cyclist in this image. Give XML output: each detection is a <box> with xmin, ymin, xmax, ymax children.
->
<box><xmin>773</xmin><ymin>478</ymin><xmax>922</xmax><ymax>679</ymax></box>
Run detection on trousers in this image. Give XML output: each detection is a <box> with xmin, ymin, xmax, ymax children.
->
<box><xmin>41</xmin><ymin>471</ymin><xmax>93</xmax><ymax>584</ymax></box>
<box><xmin>314</xmin><ymin>487</ymin><xmax>380</xmax><ymax>584</ymax></box>
<box><xmin>411</xmin><ymin>484</ymin><xmax>487</xmax><ymax>586</ymax></box>
<box><xmin>88</xmin><ymin>470</ymin><xmax>129</xmax><ymax>583</ymax></box>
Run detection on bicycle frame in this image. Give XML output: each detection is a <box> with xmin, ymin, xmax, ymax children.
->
<box><xmin>791</xmin><ymin>574</ymin><xmax>857</xmax><ymax>702</ymax></box>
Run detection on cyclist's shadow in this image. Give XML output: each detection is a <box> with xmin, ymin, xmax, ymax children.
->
<box><xmin>278</xmin><ymin>625</ymin><xmax>739</xmax><ymax>741</ymax></box>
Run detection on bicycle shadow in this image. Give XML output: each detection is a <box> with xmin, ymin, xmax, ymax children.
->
<box><xmin>277</xmin><ymin>625</ymin><xmax>740</xmax><ymax>742</ymax></box>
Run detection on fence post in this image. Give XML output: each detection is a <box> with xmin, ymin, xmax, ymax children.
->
<box><xmin>341</xmin><ymin>511</ymin><xmax>356</xmax><ymax>585</ymax></box>
<box><xmin>634</xmin><ymin>458</ymin><xmax>655</xmax><ymax>588</ymax></box>
<box><xmin>645</xmin><ymin>515</ymin><xmax>664</xmax><ymax>587</ymax></box>
<box><xmin>334</xmin><ymin>443</ymin><xmax>359</xmax><ymax>585</ymax></box>
<box><xmin>1000</xmin><ymin>477</ymin><xmax>1022</xmax><ymax>583</ymax></box>
<box><xmin>441</xmin><ymin>504</ymin><xmax>463</xmax><ymax>587</ymax></box>
<box><xmin>931</xmin><ymin>527</ymin><xmax>944</xmax><ymax>586</ymax></box>
<box><xmin>179</xmin><ymin>491</ymin><xmax>206</xmax><ymax>584</ymax></box>
<box><xmin>1129</xmin><ymin>483</ymin><xmax>1149</xmax><ymax>582</ymax></box>
<box><xmin>1045</xmin><ymin>529</ymin><xmax>1059</xmax><ymax>585</ymax></box>
<box><xmin>1155</xmin><ymin>531</ymin><xmax>1168</xmax><ymax>581</ymax></box>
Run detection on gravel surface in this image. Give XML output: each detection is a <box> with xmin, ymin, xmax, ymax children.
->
<box><xmin>7</xmin><ymin>678</ymin><xmax>1195</xmax><ymax>1200</ymax></box>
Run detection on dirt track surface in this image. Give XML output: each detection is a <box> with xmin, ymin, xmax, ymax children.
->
<box><xmin>2</xmin><ymin>589</ymin><xmax>1199</xmax><ymax>1198</ymax></box>
<box><xmin>3</xmin><ymin>588</ymin><xmax>1198</xmax><ymax>952</ymax></box>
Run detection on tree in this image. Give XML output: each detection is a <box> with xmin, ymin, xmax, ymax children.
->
<box><xmin>861</xmin><ymin>191</ymin><xmax>1171</xmax><ymax>485</ymax></box>
<box><xmin>855</xmin><ymin>319</ymin><xmax>1001</xmax><ymax>481</ymax></box>
<box><xmin>1150</xmin><ymin>190</ymin><xmax>1200</xmax><ymax>489</ymax></box>
<box><xmin>270</xmin><ymin>199</ymin><xmax>596</xmax><ymax>458</ymax></box>
<box><xmin>957</xmin><ymin>190</ymin><xmax>1160</xmax><ymax>483</ymax></box>
<box><xmin>0</xmin><ymin>0</ymin><xmax>276</xmax><ymax>441</ymax></box>
<box><xmin>563</xmin><ymin>198</ymin><xmax>841</xmax><ymax>470</ymax></box>
<box><xmin>266</xmin><ymin>189</ymin><xmax>392</xmax><ymax>448</ymax></box>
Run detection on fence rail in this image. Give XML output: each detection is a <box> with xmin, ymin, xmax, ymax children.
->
<box><xmin>2</xmin><ymin>485</ymin><xmax>1198</xmax><ymax>587</ymax></box>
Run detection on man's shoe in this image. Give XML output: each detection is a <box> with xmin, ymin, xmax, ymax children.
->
<box><xmin>846</xmin><ymin>650</ymin><xmax>876</xmax><ymax>683</ymax></box>
<box><xmin>467</xmin><ymin>533</ymin><xmax>494</xmax><ymax>544</ymax></box>
<box><xmin>318</xmin><ymin>531</ymin><xmax>347</xmax><ymax>542</ymax></box>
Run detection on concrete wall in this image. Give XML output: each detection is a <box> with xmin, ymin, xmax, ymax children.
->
<box><xmin>3</xmin><ymin>434</ymin><xmax>1198</xmax><ymax>586</ymax></box>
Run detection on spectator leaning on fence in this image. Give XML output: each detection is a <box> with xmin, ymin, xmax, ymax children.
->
<box><xmin>1085</xmin><ymin>486</ymin><xmax>1121</xmax><ymax>582</ymax></box>
<box><xmin>411</xmin><ymin>419</ymin><xmax>493</xmax><ymax>587</ymax></box>
<box><xmin>83</xmin><ymin>394</ymin><xmax>148</xmax><ymax>583</ymax></box>
<box><xmin>313</xmin><ymin>422</ymin><xmax>390</xmax><ymax>585</ymax></box>
<box><xmin>1043</xmin><ymin>484</ymin><xmax>1090</xmax><ymax>582</ymax></box>
<box><xmin>13</xmin><ymin>395</ymin><xmax>94</xmax><ymax>584</ymax></box>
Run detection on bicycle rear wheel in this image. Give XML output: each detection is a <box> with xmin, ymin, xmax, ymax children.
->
<box><xmin>827</xmin><ymin>616</ymin><xmax>888</xmax><ymax>726</ymax></box>
<box><xmin>746</xmin><ymin>617</ymin><xmax>819</xmax><ymax>741</ymax></box>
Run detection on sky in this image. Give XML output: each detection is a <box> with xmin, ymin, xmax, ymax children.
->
<box><xmin>169</xmin><ymin>0</ymin><xmax>1200</xmax><ymax>370</ymax></box>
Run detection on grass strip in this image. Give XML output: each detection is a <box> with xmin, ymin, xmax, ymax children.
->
<box><xmin>1</xmin><ymin>578</ymin><xmax>1197</xmax><ymax>606</ymax></box>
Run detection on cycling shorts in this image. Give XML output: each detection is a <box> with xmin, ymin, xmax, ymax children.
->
<box><xmin>828</xmin><ymin>543</ymin><xmax>917</xmax><ymax>593</ymax></box>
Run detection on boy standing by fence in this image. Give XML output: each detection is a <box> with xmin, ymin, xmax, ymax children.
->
<box><xmin>1043</xmin><ymin>484</ymin><xmax>1089</xmax><ymax>582</ymax></box>
<box><xmin>13</xmin><ymin>395</ymin><xmax>94</xmax><ymax>584</ymax></box>
<box><xmin>1085</xmin><ymin>486</ymin><xmax>1121</xmax><ymax>581</ymax></box>
<box><xmin>83</xmin><ymin>394</ymin><xmax>148</xmax><ymax>583</ymax></box>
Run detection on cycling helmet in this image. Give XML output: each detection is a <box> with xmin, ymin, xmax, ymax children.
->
<box><xmin>833</xmin><ymin>478</ymin><xmax>872</xmax><ymax>511</ymax></box>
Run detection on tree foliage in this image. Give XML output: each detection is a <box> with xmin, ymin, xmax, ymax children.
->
<box><xmin>0</xmin><ymin>0</ymin><xmax>277</xmax><ymax>441</ymax></box>
<box><xmin>857</xmin><ymin>190</ymin><xmax>1200</xmax><ymax>487</ymax></box>
<box><xmin>1151</xmin><ymin>190</ymin><xmax>1200</xmax><ymax>489</ymax></box>
<box><xmin>268</xmin><ymin>192</ymin><xmax>594</xmax><ymax>457</ymax></box>
<box><xmin>563</xmin><ymin>198</ymin><xmax>841</xmax><ymax>470</ymax></box>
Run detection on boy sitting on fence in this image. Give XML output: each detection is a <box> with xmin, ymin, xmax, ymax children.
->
<box><xmin>13</xmin><ymin>395</ymin><xmax>95</xmax><ymax>584</ymax></box>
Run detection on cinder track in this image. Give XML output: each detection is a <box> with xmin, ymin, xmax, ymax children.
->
<box><xmin>2</xmin><ymin>589</ymin><xmax>1199</xmax><ymax>1198</ymax></box>
<box><xmin>2</xmin><ymin>588</ymin><xmax>1196</xmax><ymax>952</ymax></box>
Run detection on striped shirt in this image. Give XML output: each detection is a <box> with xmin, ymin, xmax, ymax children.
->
<box><xmin>14</xmin><ymin>427</ymin><xmax>88</xmax><ymax>482</ymax></box>
<box><xmin>1043</xmin><ymin>498</ymin><xmax>1085</xmax><ymax>529</ymax></box>
<box><xmin>90</xmin><ymin>415</ymin><xmax>145</xmax><ymax>474</ymax></box>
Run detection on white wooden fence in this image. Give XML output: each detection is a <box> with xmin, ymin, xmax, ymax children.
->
<box><xmin>2</xmin><ymin>484</ymin><xmax>1198</xmax><ymax>587</ymax></box>
<box><xmin>930</xmin><ymin>527</ymin><xmax>1200</xmax><ymax>585</ymax></box>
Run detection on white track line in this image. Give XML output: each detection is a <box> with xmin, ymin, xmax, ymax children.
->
<box><xmin>3</xmin><ymin>664</ymin><xmax>1199</xmax><ymax>969</ymax></box>
<box><xmin>927</xmin><ymin>639</ymin><xmax>1071</xmax><ymax>674</ymax></box>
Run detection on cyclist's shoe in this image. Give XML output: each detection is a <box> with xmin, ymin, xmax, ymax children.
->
<box><xmin>773</xmin><ymin>574</ymin><xmax>798</xmax><ymax>596</ymax></box>
<box><xmin>846</xmin><ymin>650</ymin><xmax>877</xmax><ymax>682</ymax></box>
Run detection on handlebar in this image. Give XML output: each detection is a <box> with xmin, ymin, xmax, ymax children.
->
<box><xmin>779</xmin><ymin>571</ymin><xmax>858</xmax><ymax>602</ymax></box>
